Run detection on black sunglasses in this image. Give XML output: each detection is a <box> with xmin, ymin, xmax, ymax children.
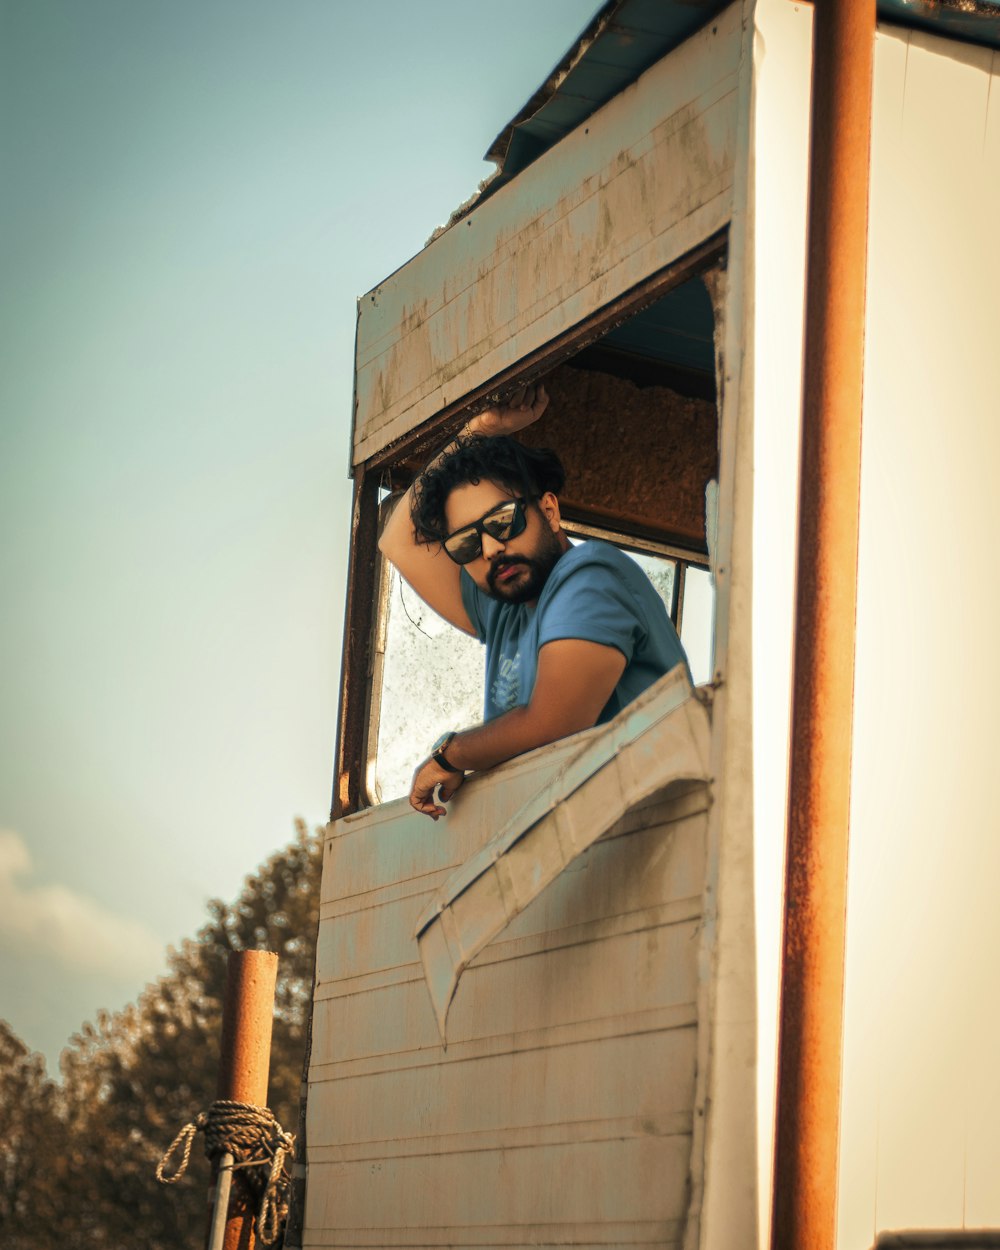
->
<box><xmin>442</xmin><ymin>497</ymin><xmax>531</xmax><ymax>565</ymax></box>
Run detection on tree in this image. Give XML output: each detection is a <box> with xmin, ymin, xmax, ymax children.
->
<box><xmin>4</xmin><ymin>819</ymin><xmax>322</xmax><ymax>1250</ymax></box>
<box><xmin>0</xmin><ymin>1022</ymin><xmax>64</xmax><ymax>1247</ymax></box>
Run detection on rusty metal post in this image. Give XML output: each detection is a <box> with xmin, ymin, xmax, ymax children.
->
<box><xmin>771</xmin><ymin>2</ymin><xmax>875</xmax><ymax>1248</ymax></box>
<box><xmin>211</xmin><ymin>950</ymin><xmax>279</xmax><ymax>1250</ymax></box>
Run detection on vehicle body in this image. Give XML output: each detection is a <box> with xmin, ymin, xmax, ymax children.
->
<box><xmin>301</xmin><ymin>3</ymin><xmax>1000</xmax><ymax>1247</ymax></box>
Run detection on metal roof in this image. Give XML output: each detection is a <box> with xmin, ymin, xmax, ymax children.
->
<box><xmin>476</xmin><ymin>0</ymin><xmax>730</xmax><ymax>210</ymax></box>
<box><xmin>434</xmin><ymin>0</ymin><xmax>1000</xmax><ymax>380</ymax></box>
<box><xmin>879</xmin><ymin>0</ymin><xmax>1000</xmax><ymax>50</ymax></box>
<box><xmin>470</xmin><ymin>0</ymin><xmax>1000</xmax><ymax>212</ymax></box>
<box><xmin>601</xmin><ymin>278</ymin><xmax>716</xmax><ymax>377</ymax></box>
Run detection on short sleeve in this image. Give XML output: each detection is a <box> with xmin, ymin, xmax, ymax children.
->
<box><xmin>536</xmin><ymin>562</ymin><xmax>643</xmax><ymax>662</ymax></box>
<box><xmin>460</xmin><ymin>569</ymin><xmax>490</xmax><ymax>644</ymax></box>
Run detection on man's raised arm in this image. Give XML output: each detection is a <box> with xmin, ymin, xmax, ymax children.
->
<box><xmin>377</xmin><ymin>384</ymin><xmax>549</xmax><ymax>635</ymax></box>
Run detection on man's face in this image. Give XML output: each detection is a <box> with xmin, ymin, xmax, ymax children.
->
<box><xmin>443</xmin><ymin>479</ymin><xmax>565</xmax><ymax>605</ymax></box>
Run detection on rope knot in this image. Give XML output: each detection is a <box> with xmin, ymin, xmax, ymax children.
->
<box><xmin>156</xmin><ymin>1099</ymin><xmax>295</xmax><ymax>1245</ymax></box>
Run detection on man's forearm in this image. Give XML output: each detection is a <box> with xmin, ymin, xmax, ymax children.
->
<box><xmin>378</xmin><ymin>415</ymin><xmax>485</xmax><ymax>556</ymax></box>
<box><xmin>444</xmin><ymin>701</ymin><xmax>588</xmax><ymax>775</ymax></box>
<box><xmin>443</xmin><ymin>636</ymin><xmax>627</xmax><ymax>776</ymax></box>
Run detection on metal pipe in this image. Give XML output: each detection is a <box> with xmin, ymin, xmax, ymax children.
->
<box><xmin>771</xmin><ymin>2</ymin><xmax>875</xmax><ymax>1247</ymax></box>
<box><xmin>210</xmin><ymin>950</ymin><xmax>279</xmax><ymax>1250</ymax></box>
<box><xmin>207</xmin><ymin>1152</ymin><xmax>235</xmax><ymax>1250</ymax></box>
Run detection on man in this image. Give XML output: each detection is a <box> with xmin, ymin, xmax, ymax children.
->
<box><xmin>379</xmin><ymin>383</ymin><xmax>690</xmax><ymax>819</ymax></box>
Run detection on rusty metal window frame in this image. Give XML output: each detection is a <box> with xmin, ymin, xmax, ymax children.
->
<box><xmin>331</xmin><ymin>232</ymin><xmax>727</xmax><ymax>819</ymax></box>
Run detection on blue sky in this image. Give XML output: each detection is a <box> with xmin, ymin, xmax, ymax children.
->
<box><xmin>0</xmin><ymin>0</ymin><xmax>601</xmax><ymax>1069</ymax></box>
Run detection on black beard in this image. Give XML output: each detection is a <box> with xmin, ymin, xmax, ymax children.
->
<box><xmin>486</xmin><ymin>537</ymin><xmax>562</xmax><ymax>604</ymax></box>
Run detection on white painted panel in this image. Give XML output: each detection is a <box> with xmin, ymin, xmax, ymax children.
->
<box><xmin>316</xmin><ymin>809</ymin><xmax>707</xmax><ymax>987</ymax></box>
<box><xmin>746</xmin><ymin>6</ymin><xmax>814</xmax><ymax>1245</ymax></box>
<box><xmin>305</xmin><ymin>1136</ymin><xmax>693</xmax><ymax>1233</ymax></box>
<box><xmin>320</xmin><ymin>733</ymin><xmax>585</xmax><ymax>910</ymax></box>
<box><xmin>308</xmin><ymin>1028</ymin><xmax>696</xmax><ymax>1155</ymax></box>
<box><xmin>416</xmin><ymin>675</ymin><xmax>710</xmax><ymax>1036</ymax></box>
<box><xmin>310</xmin><ymin>913</ymin><xmax>703</xmax><ymax>1072</ymax></box>
<box><xmin>838</xmin><ymin>27</ymin><xmax>1000</xmax><ymax>1250</ymax></box>
<box><xmin>305</xmin><ymin>695</ymin><xmax>711</xmax><ymax>1246</ymax></box>
<box><xmin>304</xmin><ymin>1230</ymin><xmax>681</xmax><ymax>1250</ymax></box>
<box><xmin>352</xmin><ymin>6</ymin><xmax>741</xmax><ymax>465</ymax></box>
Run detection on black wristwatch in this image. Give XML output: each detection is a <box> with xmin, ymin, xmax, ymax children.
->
<box><xmin>431</xmin><ymin>730</ymin><xmax>462</xmax><ymax>773</ymax></box>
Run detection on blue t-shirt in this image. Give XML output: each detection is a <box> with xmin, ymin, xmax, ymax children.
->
<box><xmin>460</xmin><ymin>540</ymin><xmax>691</xmax><ymax>725</ymax></box>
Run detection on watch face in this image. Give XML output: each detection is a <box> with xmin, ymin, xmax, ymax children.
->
<box><xmin>432</xmin><ymin>731</ymin><xmax>454</xmax><ymax>754</ymax></box>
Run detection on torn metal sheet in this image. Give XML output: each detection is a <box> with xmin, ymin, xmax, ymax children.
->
<box><xmin>415</xmin><ymin>665</ymin><xmax>711</xmax><ymax>1039</ymax></box>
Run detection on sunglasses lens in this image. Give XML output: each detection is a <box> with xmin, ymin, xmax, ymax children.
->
<box><xmin>444</xmin><ymin>530</ymin><xmax>482</xmax><ymax>564</ymax></box>
<box><xmin>443</xmin><ymin>499</ymin><xmax>528</xmax><ymax>565</ymax></box>
<box><xmin>484</xmin><ymin>500</ymin><xmax>526</xmax><ymax>541</ymax></box>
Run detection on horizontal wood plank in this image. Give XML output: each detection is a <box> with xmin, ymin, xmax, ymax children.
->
<box><xmin>305</xmin><ymin>1136</ymin><xmax>693</xmax><ymax>1234</ymax></box>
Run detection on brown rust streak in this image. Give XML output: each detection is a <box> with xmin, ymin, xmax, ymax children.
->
<box><xmin>771</xmin><ymin>2</ymin><xmax>875</xmax><ymax>1248</ymax></box>
<box><xmin>365</xmin><ymin>232</ymin><xmax>728</xmax><ymax>477</ymax></box>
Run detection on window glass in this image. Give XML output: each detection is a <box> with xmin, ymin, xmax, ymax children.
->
<box><xmin>371</xmin><ymin>568</ymin><xmax>483</xmax><ymax>803</ymax></box>
<box><xmin>680</xmin><ymin>565</ymin><xmax>715</xmax><ymax>685</ymax></box>
<box><xmin>621</xmin><ymin>547</ymin><xmax>715</xmax><ymax>685</ymax></box>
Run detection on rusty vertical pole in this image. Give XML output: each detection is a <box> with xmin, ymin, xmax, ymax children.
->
<box><xmin>771</xmin><ymin>2</ymin><xmax>875</xmax><ymax>1248</ymax></box>
<box><xmin>212</xmin><ymin>950</ymin><xmax>279</xmax><ymax>1250</ymax></box>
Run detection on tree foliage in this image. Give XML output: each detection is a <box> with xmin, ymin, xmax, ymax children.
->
<box><xmin>0</xmin><ymin>1021</ymin><xmax>65</xmax><ymax>1243</ymax></box>
<box><xmin>0</xmin><ymin>819</ymin><xmax>322</xmax><ymax>1249</ymax></box>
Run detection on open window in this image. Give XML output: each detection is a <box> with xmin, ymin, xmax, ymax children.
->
<box><xmin>362</xmin><ymin>262</ymin><xmax>722</xmax><ymax>806</ymax></box>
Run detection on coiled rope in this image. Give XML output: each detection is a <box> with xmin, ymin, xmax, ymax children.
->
<box><xmin>157</xmin><ymin>1099</ymin><xmax>295</xmax><ymax>1245</ymax></box>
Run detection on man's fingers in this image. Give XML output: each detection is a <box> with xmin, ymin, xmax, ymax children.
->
<box><xmin>410</xmin><ymin>785</ymin><xmax>445</xmax><ymax>819</ymax></box>
<box><xmin>410</xmin><ymin>760</ymin><xmax>457</xmax><ymax>820</ymax></box>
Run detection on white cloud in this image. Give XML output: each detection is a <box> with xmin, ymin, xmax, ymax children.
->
<box><xmin>0</xmin><ymin>830</ymin><xmax>164</xmax><ymax>978</ymax></box>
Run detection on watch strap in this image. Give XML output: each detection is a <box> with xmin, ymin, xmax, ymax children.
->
<box><xmin>431</xmin><ymin>731</ymin><xmax>462</xmax><ymax>774</ymax></box>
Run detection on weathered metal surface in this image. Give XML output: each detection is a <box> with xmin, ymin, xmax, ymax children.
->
<box><xmin>771</xmin><ymin>2</ymin><xmax>874</xmax><ymax>1248</ymax></box>
<box><xmin>352</xmin><ymin>5</ymin><xmax>741</xmax><ymax>467</ymax></box>
<box><xmin>480</xmin><ymin>0</ymin><xmax>732</xmax><ymax>201</ymax></box>
<box><xmin>217</xmin><ymin>951</ymin><xmax>278</xmax><ymax>1106</ymax></box>
<box><xmin>370</xmin><ymin>232</ymin><xmax>725</xmax><ymax>487</ymax></box>
<box><xmin>216</xmin><ymin>951</ymin><xmax>278</xmax><ymax>1250</ymax></box>
<box><xmin>329</xmin><ymin>470</ymin><xmax>381</xmax><ymax>819</ymax></box>
<box><xmin>473</xmin><ymin>0</ymin><xmax>1000</xmax><ymax>220</ymax></box>
<box><xmin>415</xmin><ymin>666</ymin><xmax>710</xmax><ymax>1037</ymax></box>
<box><xmin>304</xmin><ymin>684</ymin><xmax>713</xmax><ymax>1248</ymax></box>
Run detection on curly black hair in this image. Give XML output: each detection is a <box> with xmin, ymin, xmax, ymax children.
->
<box><xmin>411</xmin><ymin>433</ymin><xmax>566</xmax><ymax>545</ymax></box>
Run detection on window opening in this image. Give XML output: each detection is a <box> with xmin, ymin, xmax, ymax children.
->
<box><xmin>361</xmin><ymin>264</ymin><xmax>722</xmax><ymax>808</ymax></box>
<box><xmin>370</xmin><ymin>516</ymin><xmax>713</xmax><ymax>805</ymax></box>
